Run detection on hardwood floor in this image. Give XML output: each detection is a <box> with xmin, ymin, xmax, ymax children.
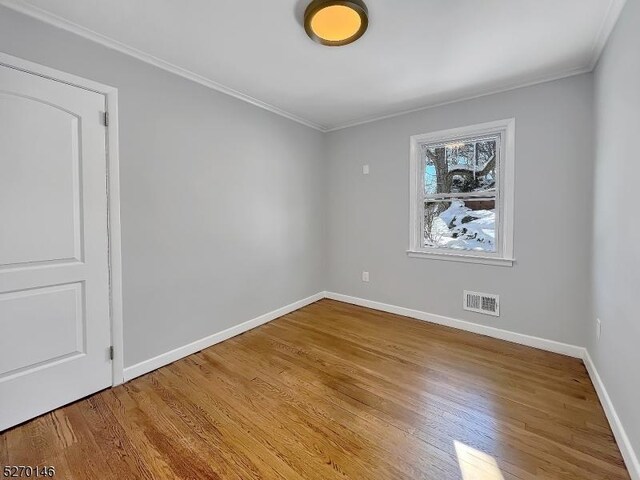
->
<box><xmin>0</xmin><ymin>299</ymin><xmax>630</xmax><ymax>479</ymax></box>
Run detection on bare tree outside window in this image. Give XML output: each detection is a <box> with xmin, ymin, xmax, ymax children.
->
<box><xmin>409</xmin><ymin>119</ymin><xmax>514</xmax><ymax>264</ymax></box>
<box><xmin>421</xmin><ymin>135</ymin><xmax>498</xmax><ymax>252</ymax></box>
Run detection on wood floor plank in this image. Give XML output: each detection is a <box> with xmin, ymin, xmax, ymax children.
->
<box><xmin>199</xmin><ymin>348</ymin><xmax>458</xmax><ymax>479</ymax></box>
<box><xmin>0</xmin><ymin>299</ymin><xmax>631</xmax><ymax>479</ymax></box>
<box><xmin>247</xmin><ymin>327</ymin><xmax>618</xmax><ymax>479</ymax></box>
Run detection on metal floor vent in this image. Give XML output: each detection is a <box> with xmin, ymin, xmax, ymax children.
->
<box><xmin>464</xmin><ymin>290</ymin><xmax>500</xmax><ymax>316</ymax></box>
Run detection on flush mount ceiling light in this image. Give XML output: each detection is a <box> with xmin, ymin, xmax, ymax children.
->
<box><xmin>304</xmin><ymin>0</ymin><xmax>368</xmax><ymax>47</ymax></box>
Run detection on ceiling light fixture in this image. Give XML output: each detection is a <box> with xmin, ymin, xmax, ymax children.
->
<box><xmin>304</xmin><ymin>0</ymin><xmax>368</xmax><ymax>47</ymax></box>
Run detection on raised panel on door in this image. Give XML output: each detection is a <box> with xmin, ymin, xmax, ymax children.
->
<box><xmin>0</xmin><ymin>283</ymin><xmax>85</xmax><ymax>378</ymax></box>
<box><xmin>0</xmin><ymin>62</ymin><xmax>113</xmax><ymax>431</ymax></box>
<box><xmin>0</xmin><ymin>94</ymin><xmax>83</xmax><ymax>268</ymax></box>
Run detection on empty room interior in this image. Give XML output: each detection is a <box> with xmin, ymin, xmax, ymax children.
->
<box><xmin>0</xmin><ymin>0</ymin><xmax>639</xmax><ymax>478</ymax></box>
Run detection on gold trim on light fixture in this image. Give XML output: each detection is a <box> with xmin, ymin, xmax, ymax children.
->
<box><xmin>304</xmin><ymin>0</ymin><xmax>369</xmax><ymax>47</ymax></box>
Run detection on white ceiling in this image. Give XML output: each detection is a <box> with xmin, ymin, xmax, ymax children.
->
<box><xmin>1</xmin><ymin>0</ymin><xmax>626</xmax><ymax>131</ymax></box>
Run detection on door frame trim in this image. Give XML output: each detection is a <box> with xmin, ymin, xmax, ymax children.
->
<box><xmin>0</xmin><ymin>51</ymin><xmax>125</xmax><ymax>386</ymax></box>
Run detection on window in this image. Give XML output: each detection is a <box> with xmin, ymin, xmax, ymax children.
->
<box><xmin>408</xmin><ymin>119</ymin><xmax>515</xmax><ymax>266</ymax></box>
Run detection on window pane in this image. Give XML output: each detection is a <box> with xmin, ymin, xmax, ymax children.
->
<box><xmin>423</xmin><ymin>199</ymin><xmax>496</xmax><ymax>252</ymax></box>
<box><xmin>423</xmin><ymin>137</ymin><xmax>498</xmax><ymax>196</ymax></box>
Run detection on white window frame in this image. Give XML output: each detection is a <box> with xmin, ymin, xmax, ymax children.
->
<box><xmin>407</xmin><ymin>118</ymin><xmax>515</xmax><ymax>267</ymax></box>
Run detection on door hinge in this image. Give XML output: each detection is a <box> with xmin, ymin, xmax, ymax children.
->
<box><xmin>109</xmin><ymin>345</ymin><xmax>114</xmax><ymax>360</ymax></box>
<box><xmin>102</xmin><ymin>111</ymin><xmax>109</xmax><ymax>127</ymax></box>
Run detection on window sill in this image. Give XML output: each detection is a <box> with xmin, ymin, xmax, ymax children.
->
<box><xmin>406</xmin><ymin>250</ymin><xmax>514</xmax><ymax>267</ymax></box>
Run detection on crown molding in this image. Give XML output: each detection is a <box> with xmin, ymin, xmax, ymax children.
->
<box><xmin>324</xmin><ymin>0</ymin><xmax>625</xmax><ymax>133</ymax></box>
<box><xmin>1</xmin><ymin>0</ymin><xmax>626</xmax><ymax>133</ymax></box>
<box><xmin>324</xmin><ymin>66</ymin><xmax>592</xmax><ymax>132</ymax></box>
<box><xmin>0</xmin><ymin>0</ymin><xmax>328</xmax><ymax>132</ymax></box>
<box><xmin>588</xmin><ymin>0</ymin><xmax>628</xmax><ymax>70</ymax></box>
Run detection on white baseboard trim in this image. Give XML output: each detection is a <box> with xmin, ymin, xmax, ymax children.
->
<box><xmin>123</xmin><ymin>290</ymin><xmax>585</xmax><ymax>382</ymax></box>
<box><xmin>324</xmin><ymin>292</ymin><xmax>586</xmax><ymax>358</ymax></box>
<box><xmin>583</xmin><ymin>350</ymin><xmax>640</xmax><ymax>480</ymax></box>
<box><xmin>326</xmin><ymin>291</ymin><xmax>639</xmax><ymax>478</ymax></box>
<box><xmin>121</xmin><ymin>290</ymin><xmax>637</xmax><ymax>479</ymax></box>
<box><xmin>123</xmin><ymin>292</ymin><xmax>324</xmax><ymax>382</ymax></box>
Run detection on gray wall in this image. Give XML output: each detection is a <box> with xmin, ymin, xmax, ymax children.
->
<box><xmin>1</xmin><ymin>4</ymin><xmax>638</xmax><ymax>462</ymax></box>
<box><xmin>326</xmin><ymin>74</ymin><xmax>594</xmax><ymax>347</ymax></box>
<box><xmin>0</xmin><ymin>6</ymin><xmax>326</xmax><ymax>367</ymax></box>
<box><xmin>2</xmin><ymin>10</ymin><xmax>637</xmax><ymax>459</ymax></box>
<box><xmin>591</xmin><ymin>0</ymin><xmax>640</xmax><ymax>457</ymax></box>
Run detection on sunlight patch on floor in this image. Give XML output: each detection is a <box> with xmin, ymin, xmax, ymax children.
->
<box><xmin>454</xmin><ymin>440</ymin><xmax>505</xmax><ymax>480</ymax></box>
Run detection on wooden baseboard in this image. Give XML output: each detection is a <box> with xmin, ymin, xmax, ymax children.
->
<box><xmin>583</xmin><ymin>350</ymin><xmax>640</xmax><ymax>480</ymax></box>
<box><xmin>123</xmin><ymin>289</ymin><xmax>638</xmax><ymax>480</ymax></box>
<box><xmin>324</xmin><ymin>291</ymin><xmax>585</xmax><ymax>357</ymax></box>
<box><xmin>123</xmin><ymin>292</ymin><xmax>325</xmax><ymax>381</ymax></box>
<box><xmin>325</xmin><ymin>291</ymin><xmax>638</xmax><ymax>479</ymax></box>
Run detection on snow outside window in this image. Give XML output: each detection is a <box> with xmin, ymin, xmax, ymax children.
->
<box><xmin>408</xmin><ymin>120</ymin><xmax>515</xmax><ymax>266</ymax></box>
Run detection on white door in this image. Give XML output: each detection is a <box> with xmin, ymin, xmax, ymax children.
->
<box><xmin>0</xmin><ymin>64</ymin><xmax>112</xmax><ymax>431</ymax></box>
